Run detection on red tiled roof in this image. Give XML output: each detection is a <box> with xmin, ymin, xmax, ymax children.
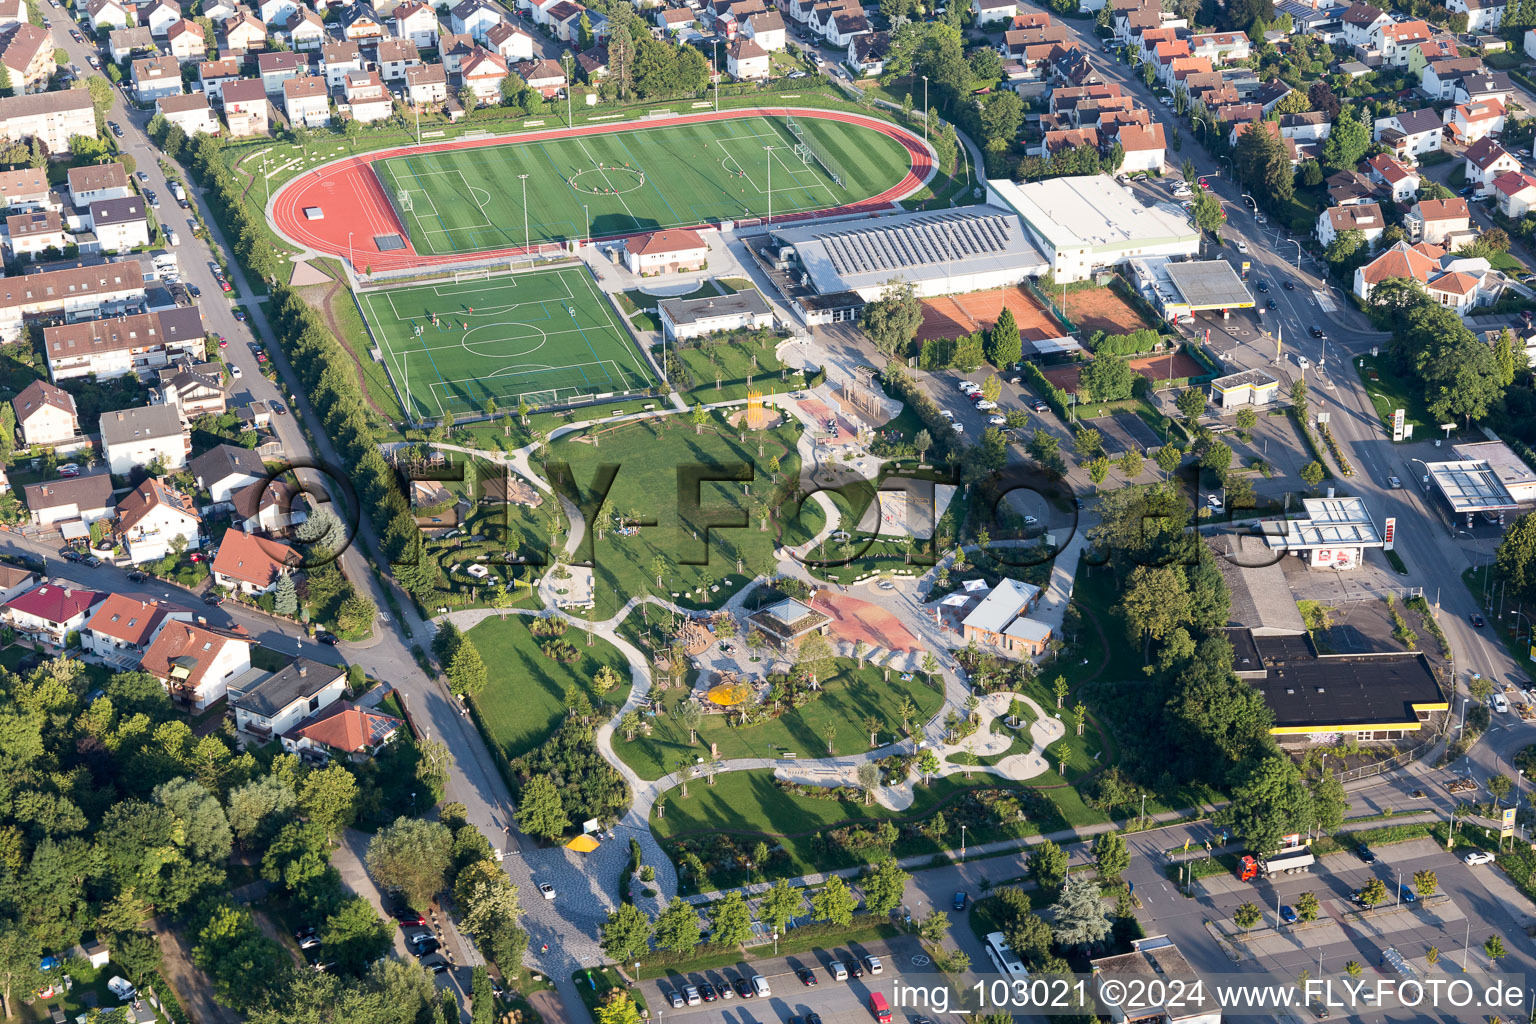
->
<box><xmin>86</xmin><ymin>594</ymin><xmax>170</xmax><ymax>645</ymax></box>
<box><xmin>211</xmin><ymin>529</ymin><xmax>298</xmax><ymax>588</ymax></box>
<box><xmin>287</xmin><ymin>700</ymin><xmax>404</xmax><ymax>752</ymax></box>
<box><xmin>4</xmin><ymin>583</ymin><xmax>99</xmax><ymax>624</ymax></box>
<box><xmin>140</xmin><ymin>619</ymin><xmax>249</xmax><ymax>693</ymax></box>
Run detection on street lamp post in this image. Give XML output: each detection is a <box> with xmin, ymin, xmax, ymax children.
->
<box><xmin>583</xmin><ymin>204</ymin><xmax>589</xmax><ymax>247</ymax></box>
<box><xmin>961</xmin><ymin>824</ymin><xmax>967</xmax><ymax>859</ymax></box>
<box><xmin>765</xmin><ymin>144</ymin><xmax>773</xmax><ymax>225</ymax></box>
<box><xmin>772</xmin><ymin>931</ymin><xmax>779</xmax><ymax>956</ymax></box>
<box><xmin>922</xmin><ymin>75</ymin><xmax>929</xmax><ymax>143</ymax></box>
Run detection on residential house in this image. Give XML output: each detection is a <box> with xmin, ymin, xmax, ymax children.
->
<box><xmin>154</xmin><ymin>361</ymin><xmax>226</xmax><ymax>422</ymax></box>
<box><xmin>516</xmin><ymin>57</ymin><xmax>565</xmax><ymax>97</ymax></box>
<box><xmin>257</xmin><ymin>0</ymin><xmax>297</xmax><ymax>23</ymax></box>
<box><xmin>89</xmin><ymin>195</ymin><xmax>150</xmax><ymax>253</ymax></box>
<box><xmin>230</xmin><ymin>658</ymin><xmax>347</xmax><ymax>739</ymax></box>
<box><xmin>403</xmin><ymin>61</ymin><xmax>447</xmax><ymax>104</ymax></box>
<box><xmin>164</xmin><ymin>18</ymin><xmax>207</xmax><ymax>60</ymax></box>
<box><xmin>825</xmin><ymin>9</ymin><xmax>867</xmax><ymax>45</ymax></box>
<box><xmin>374</xmin><ymin>37</ymin><xmax>420</xmax><ymax>81</ymax></box>
<box><xmin>393</xmin><ymin>0</ymin><xmax>439</xmax><ymax>47</ymax></box>
<box><xmin>276</xmin><ymin>7</ymin><xmax>325</xmax><ymax>48</ymax></box>
<box><xmin>1372</xmin><ymin>107</ymin><xmax>1445</xmax><ymax>162</ymax></box>
<box><xmin>543</xmin><ymin>0</ymin><xmax>585</xmax><ymax>42</ymax></box>
<box><xmin>1494</xmin><ymin>170</ymin><xmax>1536</xmax><ymax>218</ymax></box>
<box><xmin>656</xmin><ymin>7</ymin><xmax>692</xmax><ymax>32</ymax></box>
<box><xmin>232</xmin><ymin>477</ymin><xmax>304</xmax><ymax>534</ymax></box>
<box><xmin>157</xmin><ymin>93</ymin><xmax>220</xmax><ymax>136</ymax></box>
<box><xmin>115</xmin><ymin>476</ymin><xmax>202</xmax><ymax>564</ymax></box>
<box><xmin>1377</xmin><ymin>18</ymin><xmax>1432</xmax><ymax>65</ymax></box>
<box><xmin>338</xmin><ymin>1</ymin><xmax>386</xmax><ymax>38</ymax></box>
<box><xmin>201</xmin><ymin>0</ymin><xmax>239</xmax><ymax>23</ymax></box>
<box><xmin>1317</xmin><ymin>201</ymin><xmax>1385</xmax><ymax>248</ymax></box>
<box><xmin>191</xmin><ymin>444</ymin><xmax>268</xmax><ymax>503</ymax></box>
<box><xmin>0</xmin><ymin>566</ymin><xmax>36</xmax><ymax>606</ymax></box>
<box><xmin>971</xmin><ymin>0</ymin><xmax>1017</xmax><ymax>25</ymax></box>
<box><xmin>1110</xmin><ymin>121</ymin><xmax>1165</xmax><ymax>173</ymax></box>
<box><xmin>1354</xmin><ymin>238</ymin><xmax>1502</xmax><ymax>312</ymax></box>
<box><xmin>742</xmin><ymin>9</ymin><xmax>784</xmax><ymax>48</ymax></box>
<box><xmin>221</xmin><ymin>78</ymin><xmax>271</xmax><ymax>136</ymax></box>
<box><xmin>1340</xmin><ymin>0</ymin><xmax>1391</xmax><ymax>49</ymax></box>
<box><xmin>258</xmin><ymin>49</ymin><xmax>305</xmax><ymax>94</ymax></box>
<box><xmin>1187</xmin><ymin>30</ymin><xmax>1248</xmax><ymax>62</ymax></box>
<box><xmin>219</xmin><ymin>9</ymin><xmax>267</xmax><ymax>52</ymax></box>
<box><xmin>1454</xmin><ymin>72</ymin><xmax>1514</xmax><ymax>106</ymax></box>
<box><xmin>623</xmin><ymin>228</ymin><xmax>708</xmax><ymax>274</ymax></box>
<box><xmin>140</xmin><ymin>0</ymin><xmax>182</xmax><ymax>35</ymax></box>
<box><xmin>1450</xmin><ymin>0</ymin><xmax>1506</xmax><ymax>32</ymax></box>
<box><xmin>575</xmin><ymin>48</ymin><xmax>607</xmax><ymax>82</ymax></box>
<box><xmin>210</xmin><ymin>528</ymin><xmax>298</xmax><ymax>595</ymax></box>
<box><xmin>13</xmin><ymin>380</ymin><xmax>78</xmax><ymax>447</ymax></box>
<box><xmin>1363</xmin><ymin>153</ymin><xmax>1420</xmax><ymax>203</ymax></box>
<box><xmin>22</xmin><ymin>473</ymin><xmax>113</xmax><ymax>527</ymax></box>
<box><xmin>1404</xmin><ymin>196</ymin><xmax>1471</xmax><ymax>245</ymax></box>
<box><xmin>131</xmin><ymin>54</ymin><xmax>183</xmax><ymax>103</ymax></box>
<box><xmin>198</xmin><ymin>57</ymin><xmax>244</xmax><ymax>102</ymax></box>
<box><xmin>342</xmin><ymin>70</ymin><xmax>393</xmax><ymax>121</ymax></box>
<box><xmin>960</xmin><ymin>578</ymin><xmax>1051</xmax><ymax>657</ymax></box>
<box><xmin>484</xmin><ymin>20</ymin><xmax>533</xmax><ymax>60</ymax></box>
<box><xmin>846</xmin><ymin>29</ymin><xmax>887</xmax><ymax>75</ymax></box>
<box><xmin>4</xmin><ymin>583</ymin><xmax>101</xmax><ymax>648</ymax></box>
<box><xmin>101</xmin><ymin>405</ymin><xmax>190</xmax><ymax>475</ymax></box>
<box><xmin>0</xmin><ymin>167</ymin><xmax>52</xmax><ymax>210</ymax></box>
<box><xmin>322</xmin><ymin>40</ymin><xmax>363</xmax><ymax>87</ymax></box>
<box><xmin>82</xmin><ymin>594</ymin><xmax>182</xmax><ymax>667</ymax></box>
<box><xmin>1463</xmin><ymin>136</ymin><xmax>1519</xmax><ymax>192</ymax></box>
<box><xmin>726</xmin><ymin>35</ymin><xmax>768</xmax><ymax>79</ymax></box>
<box><xmin>283</xmin><ymin>701</ymin><xmax>404</xmax><ymax>761</ymax></box>
<box><xmin>283</xmin><ymin>76</ymin><xmax>330</xmax><ymax>128</ymax></box>
<box><xmin>1421</xmin><ymin>56</ymin><xmax>1483</xmax><ymax>99</ymax></box>
<box><xmin>0</xmin><ymin>89</ymin><xmax>95</xmax><ymax>156</ymax></box>
<box><xmin>1445</xmin><ymin>97</ymin><xmax>1505</xmax><ymax>144</ymax></box>
<box><xmin>449</xmin><ymin>0</ymin><xmax>503</xmax><ymax>38</ymax></box>
<box><xmin>4</xmin><ymin>209</ymin><xmax>65</xmax><ymax>260</ymax></box>
<box><xmin>460</xmin><ymin>46</ymin><xmax>506</xmax><ymax>103</ymax></box>
<box><xmin>0</xmin><ymin>261</ymin><xmax>146</xmax><ymax>343</ymax></box>
<box><xmin>109</xmin><ymin>25</ymin><xmax>157</xmax><ymax>63</ymax></box>
<box><xmin>86</xmin><ymin>0</ymin><xmax>133</xmax><ymax>32</ymax></box>
<box><xmin>1280</xmin><ymin>110</ymin><xmax>1332</xmax><ymax>144</ymax></box>
<box><xmin>140</xmin><ymin>618</ymin><xmax>255</xmax><ymax>708</ymax></box>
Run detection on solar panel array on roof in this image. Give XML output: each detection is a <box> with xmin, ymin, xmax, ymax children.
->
<box><xmin>817</xmin><ymin>213</ymin><xmax>1014</xmax><ymax>277</ymax></box>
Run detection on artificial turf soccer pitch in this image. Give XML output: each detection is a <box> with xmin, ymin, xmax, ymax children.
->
<box><xmin>370</xmin><ymin>113</ymin><xmax>911</xmax><ymax>256</ymax></box>
<box><xmin>358</xmin><ymin>265</ymin><xmax>657</xmax><ymax>419</ymax></box>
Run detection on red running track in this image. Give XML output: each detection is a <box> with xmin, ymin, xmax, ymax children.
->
<box><xmin>268</xmin><ymin>107</ymin><xmax>935</xmax><ymax>273</ymax></box>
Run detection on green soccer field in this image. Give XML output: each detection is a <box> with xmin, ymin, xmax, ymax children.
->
<box><xmin>357</xmin><ymin>265</ymin><xmax>656</xmax><ymax>420</ymax></box>
<box><xmin>370</xmin><ymin>114</ymin><xmax>912</xmax><ymax>256</ymax></box>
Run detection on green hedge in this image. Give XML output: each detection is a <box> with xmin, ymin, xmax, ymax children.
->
<box><xmin>1020</xmin><ymin>361</ymin><xmax>1070</xmax><ymax>420</ymax></box>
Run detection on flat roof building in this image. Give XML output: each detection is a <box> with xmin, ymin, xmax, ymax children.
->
<box><xmin>1210</xmin><ymin>368</ymin><xmax>1278</xmax><ymax>409</ymax></box>
<box><xmin>1451</xmin><ymin>439</ymin><xmax>1536</xmax><ymax>503</ymax></box>
<box><xmin>1249</xmin><ymin>632</ymin><xmax>1447</xmax><ymax>739</ymax></box>
<box><xmin>1092</xmin><ymin>937</ymin><xmax>1220</xmax><ymax>1024</ymax></box>
<box><xmin>658</xmin><ymin>289</ymin><xmax>774</xmax><ymax>342</ymax></box>
<box><xmin>1161</xmin><ymin>259</ymin><xmax>1255</xmax><ymax>316</ymax></box>
<box><xmin>1257</xmin><ymin>496</ymin><xmax>1383</xmax><ymax>570</ymax></box>
<box><xmin>1423</xmin><ymin>457</ymin><xmax>1520</xmax><ymax>526</ymax></box>
<box><xmin>767</xmin><ymin>208</ymin><xmax>1049</xmax><ymax>300</ymax></box>
<box><xmin>985</xmin><ymin>175</ymin><xmax>1200</xmax><ymax>283</ymax></box>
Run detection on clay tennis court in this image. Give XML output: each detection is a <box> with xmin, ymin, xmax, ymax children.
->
<box><xmin>811</xmin><ymin>592</ymin><xmax>920</xmax><ymax>653</ymax></box>
<box><xmin>916</xmin><ymin>286</ymin><xmax>1063</xmax><ymax>343</ymax></box>
<box><xmin>1041</xmin><ymin>350</ymin><xmax>1207</xmax><ymax>394</ymax></box>
<box><xmin>1058</xmin><ymin>284</ymin><xmax>1154</xmax><ymax>336</ymax></box>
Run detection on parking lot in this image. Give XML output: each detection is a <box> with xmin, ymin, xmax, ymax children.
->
<box><xmin>643</xmin><ymin>936</ymin><xmax>932</xmax><ymax>1024</ymax></box>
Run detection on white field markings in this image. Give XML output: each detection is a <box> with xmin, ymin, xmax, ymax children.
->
<box><xmin>574</xmin><ymin>136</ymin><xmax>642</xmax><ymax>227</ymax></box>
<box><xmin>713</xmin><ymin>130</ymin><xmax>834</xmax><ymax>206</ymax></box>
<box><xmin>379</xmin><ymin>160</ymin><xmax>495</xmax><ymax>254</ymax></box>
<box><xmin>572</xmin><ymin>266</ymin><xmax>653</xmax><ymax>386</ymax></box>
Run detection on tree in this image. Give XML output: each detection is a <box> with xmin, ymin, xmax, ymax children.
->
<box><xmin>298</xmin><ymin>764</ymin><xmax>357</xmax><ymax>841</ymax></box>
<box><xmin>1079</xmin><ymin>352</ymin><xmax>1137</xmax><ymax>402</ymax></box>
<box><xmin>153</xmin><ymin>778</ymin><xmax>232</xmax><ymax>862</ymax></box>
<box><xmin>1494</xmin><ymin>328</ymin><xmax>1525</xmax><ymax>387</ymax></box>
<box><xmin>1176</xmin><ymin>387</ymin><xmax>1206</xmax><ymax>423</ymax></box>
<box><xmin>366</xmin><ymin>817</ymin><xmax>454</xmax><ymax>910</ymax></box>
<box><xmin>1484</xmin><ymin>934</ymin><xmax>1506</xmax><ymax>961</ymax></box>
<box><xmin>1092</xmin><ymin>831</ymin><xmax>1129</xmax><ymax>884</ymax></box>
<box><xmin>862</xmin><ymin>857</ymin><xmax>910</xmax><ymax>916</ymax></box>
<box><xmin>1049</xmin><ymin>876</ymin><xmax>1110</xmax><ymax>951</ymax></box>
<box><xmin>320</xmin><ymin>896</ymin><xmax>393</xmax><ymax>975</ymax></box>
<box><xmin>1192</xmin><ymin>188</ymin><xmax>1224</xmax><ymax>234</ymax></box>
<box><xmin>448</xmin><ymin>638</ymin><xmax>489</xmax><ymax>697</ymax></box>
<box><xmin>273</xmin><ymin>573</ymin><xmax>299</xmax><ymax>617</ymax></box>
<box><xmin>599</xmin><ymin>994</ymin><xmax>643</xmax><ymax>1024</ymax></box>
<box><xmin>860</xmin><ymin>280</ymin><xmax>924</xmax><ymax>356</ymax></box>
<box><xmin>1321</xmin><ymin>105</ymin><xmax>1369</xmax><ymax>172</ymax></box>
<box><xmin>981</xmin><ymin>372</ymin><xmax>1002</xmax><ymax>404</ymax></box>
<box><xmin>1074</xmin><ymin>427</ymin><xmax>1104</xmax><ymax>460</ymax></box>
<box><xmin>760</xmin><ymin>880</ymin><xmax>802</xmax><ymax>936</ymax></box>
<box><xmin>1116</xmin><ymin>448</ymin><xmax>1143</xmax><ymax>480</ymax></box>
<box><xmin>986</xmin><ymin>307</ymin><xmax>1021</xmax><ymax>367</ymax></box>
<box><xmin>1219</xmin><ymin>755</ymin><xmax>1315</xmax><ymax>856</ymax></box>
<box><xmin>515</xmin><ymin>776</ymin><xmax>569</xmax><ymax>840</ymax></box>
<box><xmin>1119</xmin><ymin>564</ymin><xmax>1190</xmax><ymax>651</ymax></box>
<box><xmin>979</xmin><ymin>89</ymin><xmax>1024</xmax><ymax>153</ymax></box>
<box><xmin>1413</xmin><ymin>869</ymin><xmax>1437</xmax><ymax>897</ymax></box>
<box><xmin>1300</xmin><ymin>460</ymin><xmax>1325</xmax><ymax>490</ymax></box>
<box><xmin>918</xmin><ymin>909</ymin><xmax>951</xmax><ymax>948</ymax></box>
<box><xmin>1234</xmin><ymin>902</ymin><xmax>1261</xmax><ymax>931</ymax></box>
<box><xmin>600</xmin><ymin>903</ymin><xmax>653</xmax><ymax>963</ymax></box>
<box><xmin>651</xmin><ymin>899</ymin><xmax>701</xmax><ymax>955</ymax></box>
<box><xmin>1027</xmin><ymin>838</ymin><xmax>1067</xmax><ymax>893</ymax></box>
<box><xmin>810</xmin><ymin>876</ymin><xmax>858</xmax><ymax>926</ymax></box>
<box><xmin>1323</xmin><ymin>229</ymin><xmax>1367</xmax><ymax>276</ymax></box>
<box><xmin>916</xmin><ymin>748</ymin><xmax>941</xmax><ymax>783</ymax></box>
<box><xmin>1489</xmin><ymin>773</ymin><xmax>1513</xmax><ymax>803</ymax></box>
<box><xmin>1358</xmin><ymin>877</ymin><xmax>1387</xmax><ymax>908</ymax></box>
<box><xmin>914</xmin><ymin>428</ymin><xmax>933</xmax><ymax>464</ymax></box>
<box><xmin>710</xmin><ymin>891</ymin><xmax>753</xmax><ymax>949</ymax></box>
<box><xmin>1233</xmin><ymin>121</ymin><xmax>1293</xmax><ymax>205</ymax></box>
<box><xmin>1296</xmin><ymin>891</ymin><xmax>1319</xmax><ymax>922</ymax></box>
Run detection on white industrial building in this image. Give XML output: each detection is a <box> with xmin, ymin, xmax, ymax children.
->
<box><xmin>1451</xmin><ymin>440</ymin><xmax>1536</xmax><ymax>503</ymax></box>
<box><xmin>1257</xmin><ymin>496</ymin><xmax>1384</xmax><ymax>570</ymax></box>
<box><xmin>767</xmin><ymin>207</ymin><xmax>1048</xmax><ymax>301</ymax></box>
<box><xmin>986</xmin><ymin>175</ymin><xmax>1201</xmax><ymax>282</ymax></box>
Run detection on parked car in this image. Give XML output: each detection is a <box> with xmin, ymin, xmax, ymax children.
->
<box><xmin>797</xmin><ymin>968</ymin><xmax>818</xmax><ymax>987</ymax></box>
<box><xmin>684</xmin><ymin>986</ymin><xmax>701</xmax><ymax>1007</ymax></box>
<box><xmin>732</xmin><ymin>977</ymin><xmax>754</xmax><ymax>998</ymax></box>
<box><xmin>668</xmin><ymin>991</ymin><xmax>685</xmax><ymax>1009</ymax></box>
<box><xmin>953</xmin><ymin>891</ymin><xmax>968</xmax><ymax>910</ymax></box>
<box><xmin>316</xmin><ymin>630</ymin><xmax>340</xmax><ymax>645</ymax></box>
<box><xmin>539</xmin><ymin>882</ymin><xmax>556</xmax><ymax>900</ymax></box>
<box><xmin>1280</xmin><ymin>905</ymin><xmax>1297</xmax><ymax>924</ymax></box>
<box><xmin>1465</xmin><ymin>851</ymin><xmax>1495</xmax><ymax>865</ymax></box>
<box><xmin>1355</xmin><ymin>843</ymin><xmax>1376</xmax><ymax>864</ymax></box>
<box><xmin>699</xmin><ymin>983</ymin><xmax>717</xmax><ymax>1003</ymax></box>
<box><xmin>420</xmin><ymin>955</ymin><xmax>449</xmax><ymax>974</ymax></box>
<box><xmin>864</xmin><ymin>955</ymin><xmax>883</xmax><ymax>975</ymax></box>
<box><xmin>1471</xmin><ymin>612</ymin><xmax>1486</xmax><ymax>627</ymax></box>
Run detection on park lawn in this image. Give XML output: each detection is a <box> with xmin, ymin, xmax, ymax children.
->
<box><xmin>466</xmin><ymin>613</ymin><xmax>632</xmax><ymax>760</ymax></box>
<box><xmin>1357</xmin><ymin>353</ymin><xmax>1439</xmax><ymax>441</ymax></box>
<box><xmin>613</xmin><ymin>657</ymin><xmax>946</xmax><ymax>780</ymax></box>
<box><xmin>652</xmin><ymin>768</ymin><xmax>1104</xmax><ymax>887</ymax></box>
<box><xmin>1064</xmin><ymin>563</ymin><xmax>1145</xmax><ymax>684</ymax></box>
<box><xmin>542</xmin><ymin>413</ymin><xmax>820</xmax><ymax>617</ymax></box>
<box><xmin>677</xmin><ymin>336</ymin><xmax>792</xmax><ymax>403</ymax></box>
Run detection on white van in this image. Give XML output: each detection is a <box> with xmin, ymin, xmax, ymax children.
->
<box><xmin>751</xmin><ymin>975</ymin><xmax>770</xmax><ymax>998</ymax></box>
<box><xmin>828</xmin><ymin>961</ymin><xmax>848</xmax><ymax>981</ymax></box>
<box><xmin>164</xmin><ymin>228</ymin><xmax>179</xmax><ymax>246</ymax></box>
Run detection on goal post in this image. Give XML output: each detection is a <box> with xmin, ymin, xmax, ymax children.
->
<box><xmin>396</xmin><ymin>188</ymin><xmax>413</xmax><ymax>213</ymax></box>
<box><xmin>784</xmin><ymin>116</ymin><xmax>844</xmax><ymax>187</ymax></box>
<box><xmin>453</xmin><ymin>267</ymin><xmax>492</xmax><ymax>285</ymax></box>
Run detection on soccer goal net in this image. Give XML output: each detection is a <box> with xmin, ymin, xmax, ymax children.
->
<box><xmin>396</xmin><ymin>188</ymin><xmax>414</xmax><ymax>213</ymax></box>
<box><xmin>784</xmin><ymin>114</ymin><xmax>844</xmax><ymax>187</ymax></box>
<box><xmin>454</xmin><ymin>267</ymin><xmax>493</xmax><ymax>284</ymax></box>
